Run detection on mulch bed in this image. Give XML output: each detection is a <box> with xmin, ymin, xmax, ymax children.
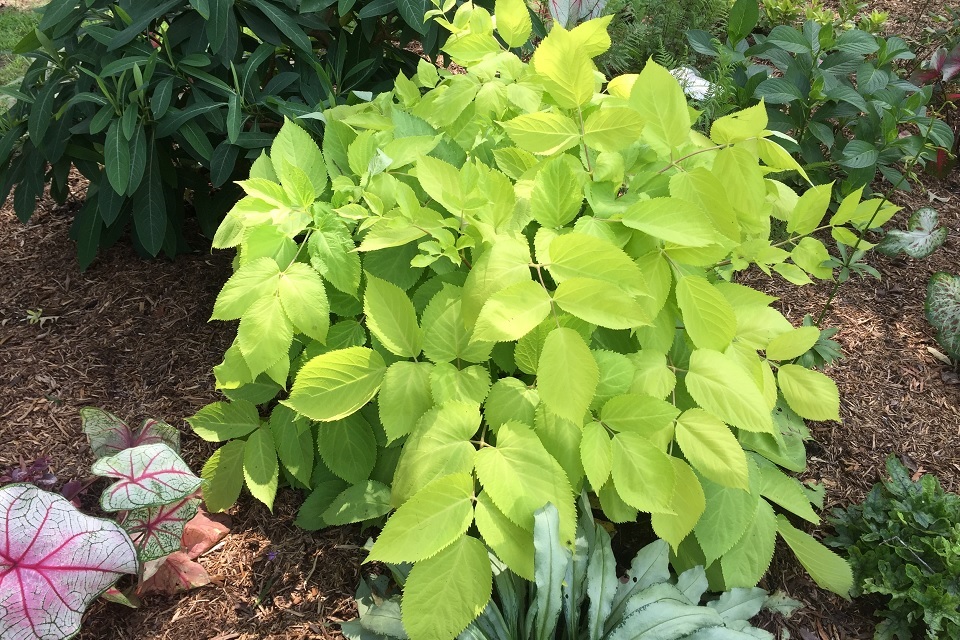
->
<box><xmin>2</xmin><ymin>4</ymin><xmax>960</xmax><ymax>635</ymax></box>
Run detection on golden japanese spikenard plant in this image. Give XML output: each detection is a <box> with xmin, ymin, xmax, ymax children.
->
<box><xmin>185</xmin><ymin>1</ymin><xmax>901</xmax><ymax>636</ymax></box>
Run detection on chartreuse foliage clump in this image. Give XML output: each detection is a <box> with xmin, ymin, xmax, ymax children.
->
<box><xmin>827</xmin><ymin>456</ymin><xmax>960</xmax><ymax>640</ymax></box>
<box><xmin>348</xmin><ymin>498</ymin><xmax>781</xmax><ymax>640</ymax></box>
<box><xmin>187</xmin><ymin>2</ymin><xmax>882</xmax><ymax>637</ymax></box>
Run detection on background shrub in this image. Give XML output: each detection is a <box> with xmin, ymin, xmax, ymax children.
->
<box><xmin>0</xmin><ymin>0</ymin><xmax>470</xmax><ymax>267</ymax></box>
<box><xmin>598</xmin><ymin>0</ymin><xmax>727</xmax><ymax>75</ymax></box>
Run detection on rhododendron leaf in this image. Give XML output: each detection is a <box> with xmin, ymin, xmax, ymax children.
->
<box><xmin>0</xmin><ymin>485</ymin><xmax>138</xmax><ymax>640</ymax></box>
<box><xmin>124</xmin><ymin>496</ymin><xmax>201</xmax><ymax>562</ymax></box>
<box><xmin>93</xmin><ymin>443</ymin><xmax>203</xmax><ymax>512</ymax></box>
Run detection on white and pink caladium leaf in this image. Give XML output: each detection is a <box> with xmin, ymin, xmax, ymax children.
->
<box><xmin>81</xmin><ymin>407</ymin><xmax>181</xmax><ymax>459</ymax></box>
<box><xmin>123</xmin><ymin>496</ymin><xmax>201</xmax><ymax>562</ymax></box>
<box><xmin>0</xmin><ymin>484</ymin><xmax>138</xmax><ymax>640</ymax></box>
<box><xmin>93</xmin><ymin>443</ymin><xmax>202</xmax><ymax>512</ymax></box>
<box><xmin>138</xmin><ymin>552</ymin><xmax>211</xmax><ymax>595</ymax></box>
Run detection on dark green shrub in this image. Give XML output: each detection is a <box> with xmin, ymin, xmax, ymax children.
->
<box><xmin>827</xmin><ymin>456</ymin><xmax>960</xmax><ymax>640</ymax></box>
<box><xmin>0</xmin><ymin>0</ymin><xmax>460</xmax><ymax>267</ymax></box>
<box><xmin>689</xmin><ymin>0</ymin><xmax>954</xmax><ymax>198</ymax></box>
<box><xmin>598</xmin><ymin>0</ymin><xmax>727</xmax><ymax>75</ymax></box>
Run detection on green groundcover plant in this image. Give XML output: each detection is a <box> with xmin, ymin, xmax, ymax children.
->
<box><xmin>827</xmin><ymin>456</ymin><xmax>960</xmax><ymax>640</ymax></box>
<box><xmin>183</xmin><ymin>2</ymin><xmax>893</xmax><ymax>637</ymax></box>
<box><xmin>346</xmin><ymin>498</ymin><xmax>785</xmax><ymax>640</ymax></box>
<box><xmin>0</xmin><ymin>0</ymin><xmax>471</xmax><ymax>267</ymax></box>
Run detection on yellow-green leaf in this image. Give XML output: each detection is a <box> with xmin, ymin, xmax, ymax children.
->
<box><xmin>675</xmin><ymin>276</ymin><xmax>737</xmax><ymax>351</ymax></box>
<box><xmin>776</xmin><ymin>364</ymin><xmax>840</xmax><ymax>421</ymax></box>
<box><xmin>650</xmin><ymin>458</ymin><xmax>705</xmax><ymax>551</ymax></box>
<box><xmin>675</xmin><ymin>408</ymin><xmax>749</xmax><ymax>490</ymax></box>
<box><xmin>537</xmin><ymin>327</ymin><xmax>599</xmax><ymax>425</ymax></box>
<box><xmin>364</xmin><ymin>272</ymin><xmax>422</xmax><ymax>358</ymax></box>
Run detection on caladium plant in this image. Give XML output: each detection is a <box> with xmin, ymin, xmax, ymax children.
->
<box><xmin>926</xmin><ymin>272</ymin><xmax>960</xmax><ymax>363</ymax></box>
<box><xmin>876</xmin><ymin>207</ymin><xmax>948</xmax><ymax>259</ymax></box>
<box><xmin>0</xmin><ymin>484</ymin><xmax>139</xmax><ymax>640</ymax></box>
<box><xmin>81</xmin><ymin>407</ymin><xmax>180</xmax><ymax>459</ymax></box>
<box><xmin>92</xmin><ymin>443</ymin><xmax>202</xmax><ymax>512</ymax></box>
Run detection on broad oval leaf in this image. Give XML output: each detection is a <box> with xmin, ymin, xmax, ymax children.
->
<box><xmin>81</xmin><ymin>407</ymin><xmax>180</xmax><ymax>458</ymax></box>
<box><xmin>285</xmin><ymin>347</ymin><xmax>387</xmax><ymax>421</ymax></box>
<box><xmin>675</xmin><ymin>276</ymin><xmax>737</xmax><ymax>351</ymax></box>
<box><xmin>0</xmin><ymin>485</ymin><xmax>138</xmax><ymax>640</ymax></box>
<box><xmin>124</xmin><ymin>496</ymin><xmax>201</xmax><ymax>562</ymax></box>
<box><xmin>776</xmin><ymin>364</ymin><xmax>840</xmax><ymax>421</ymax></box>
<box><xmin>93</xmin><ymin>443</ymin><xmax>202</xmax><ymax>512</ymax></box>
<box><xmin>650</xmin><ymin>458</ymin><xmax>705</xmax><ymax>551</ymax></box>
<box><xmin>187</xmin><ymin>400</ymin><xmax>260</xmax><ymax>442</ymax></box>
<box><xmin>364</xmin><ymin>272</ymin><xmax>422</xmax><ymax>357</ymax></box>
<box><xmin>926</xmin><ymin>272</ymin><xmax>960</xmax><ymax>361</ymax></box>
<box><xmin>777</xmin><ymin>515</ymin><xmax>853</xmax><ymax>596</ymax></box>
<box><xmin>610</xmin><ymin>432</ymin><xmax>676</xmax><ymax>514</ymax></box>
<box><xmin>538</xmin><ymin>327</ymin><xmax>599</xmax><ymax>425</ymax></box>
<box><xmin>472</xmin><ymin>280</ymin><xmax>552</xmax><ymax>343</ymax></box>
<box><xmin>368</xmin><ymin>473</ymin><xmax>474</xmax><ymax>563</ymax></box>
<box><xmin>685</xmin><ymin>349</ymin><xmax>773</xmax><ymax>433</ymax></box>
<box><xmin>401</xmin><ymin>535</ymin><xmax>492</xmax><ymax>640</ymax></box>
<box><xmin>675</xmin><ymin>408</ymin><xmax>749</xmax><ymax>490</ymax></box>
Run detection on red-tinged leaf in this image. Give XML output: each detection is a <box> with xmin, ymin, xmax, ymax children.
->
<box><xmin>92</xmin><ymin>443</ymin><xmax>202</xmax><ymax>512</ymax></box>
<box><xmin>123</xmin><ymin>496</ymin><xmax>201</xmax><ymax>562</ymax></box>
<box><xmin>0</xmin><ymin>485</ymin><xmax>139</xmax><ymax>640</ymax></box>
<box><xmin>181</xmin><ymin>509</ymin><xmax>231</xmax><ymax>559</ymax></box>
<box><xmin>930</xmin><ymin>46</ymin><xmax>947</xmax><ymax>73</ymax></box>
<box><xmin>138</xmin><ymin>552</ymin><xmax>211</xmax><ymax>595</ymax></box>
<box><xmin>130</xmin><ymin>418</ymin><xmax>181</xmax><ymax>454</ymax></box>
<box><xmin>81</xmin><ymin>408</ymin><xmax>181</xmax><ymax>459</ymax></box>
<box><xmin>101</xmin><ymin>586</ymin><xmax>141</xmax><ymax>608</ymax></box>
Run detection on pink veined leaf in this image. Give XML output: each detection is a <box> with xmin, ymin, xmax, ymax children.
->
<box><xmin>123</xmin><ymin>496</ymin><xmax>201</xmax><ymax>562</ymax></box>
<box><xmin>181</xmin><ymin>509</ymin><xmax>231</xmax><ymax>559</ymax></box>
<box><xmin>930</xmin><ymin>46</ymin><xmax>947</xmax><ymax>74</ymax></box>
<box><xmin>80</xmin><ymin>407</ymin><xmax>135</xmax><ymax>459</ymax></box>
<box><xmin>549</xmin><ymin>0</ymin><xmax>570</xmax><ymax>29</ymax></box>
<box><xmin>0</xmin><ymin>484</ymin><xmax>138</xmax><ymax>640</ymax></box>
<box><xmin>941</xmin><ymin>43</ymin><xmax>960</xmax><ymax>82</ymax></box>
<box><xmin>137</xmin><ymin>552</ymin><xmax>211</xmax><ymax>596</ymax></box>
<box><xmin>101</xmin><ymin>586</ymin><xmax>141</xmax><ymax>609</ymax></box>
<box><xmin>81</xmin><ymin>408</ymin><xmax>181</xmax><ymax>460</ymax></box>
<box><xmin>910</xmin><ymin>67</ymin><xmax>940</xmax><ymax>85</ymax></box>
<box><xmin>92</xmin><ymin>444</ymin><xmax>202</xmax><ymax>512</ymax></box>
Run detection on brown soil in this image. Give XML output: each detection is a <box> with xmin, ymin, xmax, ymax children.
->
<box><xmin>2</xmin><ymin>2</ymin><xmax>960</xmax><ymax>638</ymax></box>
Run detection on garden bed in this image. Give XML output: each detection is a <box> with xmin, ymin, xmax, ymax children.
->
<box><xmin>1</xmin><ymin>170</ymin><xmax>957</xmax><ymax>639</ymax></box>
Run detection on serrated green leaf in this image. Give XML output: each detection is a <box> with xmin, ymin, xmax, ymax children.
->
<box><xmin>685</xmin><ymin>349</ymin><xmax>773</xmax><ymax>433</ymax></box>
<box><xmin>271</xmin><ymin>119</ymin><xmax>327</xmax><ymax>196</ymax></box>
<box><xmin>364</xmin><ymin>272</ymin><xmax>422</xmax><ymax>358</ymax></box>
<box><xmin>720</xmin><ymin>500</ymin><xmax>778</xmax><ymax>588</ymax></box>
<box><xmin>269</xmin><ymin>404</ymin><xmax>312</xmax><ymax>486</ymax></box>
<box><xmin>787</xmin><ymin>183</ymin><xmax>832</xmax><ymax>236</ymax></box>
<box><xmin>200</xmin><ymin>439</ymin><xmax>246</xmax><ymax>513</ymax></box>
<box><xmin>580</xmin><ymin>421</ymin><xmax>612</xmax><ymax>490</ymax></box>
<box><xmin>279</xmin><ymin>263</ymin><xmax>330</xmax><ymax>342</ymax></box>
<box><xmin>628</xmin><ymin>60</ymin><xmax>690</xmax><ymax>154</ymax></box>
<box><xmin>317</xmin><ymin>414</ymin><xmax>378</xmax><ymax>484</ymax></box>
<box><xmin>694</xmin><ymin>473</ymin><xmax>759</xmax><ymax>565</ymax></box>
<box><xmin>494</xmin><ymin>0</ymin><xmax>532</xmax><ymax>47</ymax></box>
<box><xmin>538</xmin><ymin>327</ymin><xmax>599</xmax><ymax>425</ymax></box>
<box><xmin>499</xmin><ymin>112</ymin><xmax>581</xmax><ymax>155</ymax></box>
<box><xmin>473</xmin><ymin>280</ymin><xmax>552</xmax><ymax>343</ymax></box>
<box><xmin>238</xmin><ymin>294</ymin><xmax>294</xmax><ymax>377</ymax></box>
<box><xmin>323</xmin><ymin>480</ymin><xmax>393</xmax><ymax>525</ymax></box>
<box><xmin>285</xmin><ymin>347</ymin><xmax>387</xmax><ymax>421</ymax></box>
<box><xmin>474</xmin><ymin>422</ymin><xmax>575</xmax><ymax>542</ymax></box>
<box><xmin>650</xmin><ymin>458</ymin><xmax>705</xmax><ymax>551</ymax></box>
<box><xmin>212</xmin><ymin>257</ymin><xmax>281</xmax><ymax>320</ymax></box>
<box><xmin>553</xmin><ymin>278</ymin><xmax>650</xmax><ymax>329</ymax></box>
<box><xmin>401</xmin><ymin>536</ymin><xmax>492</xmax><ymax>640</ymax></box>
<box><xmin>547</xmin><ymin>232</ymin><xmax>648</xmax><ymax>296</ymax></box>
<box><xmin>765</xmin><ymin>326</ymin><xmax>820</xmax><ymax>361</ymax></box>
<box><xmin>474</xmin><ymin>491</ymin><xmax>534</xmax><ymax>580</ymax></box>
<box><xmin>531</xmin><ymin>26</ymin><xmax>595</xmax><ymax>109</ymax></box>
<box><xmin>369</xmin><ymin>473</ymin><xmax>474</xmax><ymax>563</ymax></box>
<box><xmin>529</xmin><ymin>156</ymin><xmax>583</xmax><ymax>228</ymax></box>
<box><xmin>777</xmin><ymin>515</ymin><xmax>853</xmax><ymax>596</ymax></box>
<box><xmin>623</xmin><ymin>198</ymin><xmax>719</xmax><ymax>247</ymax></box>
<box><xmin>600</xmin><ymin>394</ymin><xmax>678</xmax><ymax>450</ymax></box>
<box><xmin>378</xmin><ymin>362</ymin><xmax>434</xmax><ymax>442</ymax></box>
<box><xmin>676</xmin><ymin>276</ymin><xmax>737</xmax><ymax>351</ymax></box>
<box><xmin>675</xmin><ymin>408</ymin><xmax>749</xmax><ymax>490</ymax></box>
<box><xmin>583</xmin><ymin>107</ymin><xmax>646</xmax><ymax>153</ymax></box>
<box><xmin>757</xmin><ymin>458</ymin><xmax>819</xmax><ymax>523</ymax></box>
<box><xmin>188</xmin><ymin>400</ymin><xmax>260</xmax><ymax>442</ymax></box>
<box><xmin>295</xmin><ymin>479</ymin><xmax>348</xmax><ymax>530</ymax></box>
<box><xmin>243</xmin><ymin>426</ymin><xmax>279</xmax><ymax>510</ymax></box>
<box><xmin>484</xmin><ymin>377</ymin><xmax>539</xmax><ymax>431</ymax></box>
<box><xmin>430</xmin><ymin>363</ymin><xmax>491</xmax><ymax>405</ymax></box>
<box><xmin>392</xmin><ymin>402</ymin><xmax>480</xmax><ymax>505</ymax></box>
<box><xmin>776</xmin><ymin>364</ymin><xmax>840</xmax><ymax>421</ymax></box>
<box><xmin>309</xmin><ymin>216</ymin><xmax>361</xmax><ymax>297</ymax></box>
<box><xmin>610</xmin><ymin>432</ymin><xmax>676</xmax><ymax>514</ymax></box>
